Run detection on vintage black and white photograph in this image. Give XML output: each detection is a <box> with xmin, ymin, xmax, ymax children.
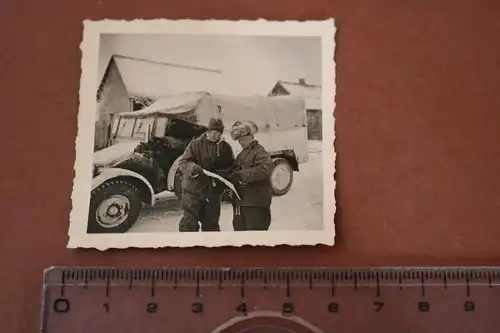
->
<box><xmin>68</xmin><ymin>19</ymin><xmax>336</xmax><ymax>249</ymax></box>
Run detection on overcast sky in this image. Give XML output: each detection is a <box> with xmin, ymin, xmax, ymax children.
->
<box><xmin>99</xmin><ymin>33</ymin><xmax>322</xmax><ymax>96</ymax></box>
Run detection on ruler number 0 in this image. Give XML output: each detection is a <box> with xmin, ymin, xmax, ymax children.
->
<box><xmin>53</xmin><ymin>298</ymin><xmax>70</xmax><ymax>313</ymax></box>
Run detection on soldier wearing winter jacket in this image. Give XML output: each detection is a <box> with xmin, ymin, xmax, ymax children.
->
<box><xmin>227</xmin><ymin>120</ymin><xmax>274</xmax><ymax>231</ymax></box>
<box><xmin>177</xmin><ymin>118</ymin><xmax>235</xmax><ymax>232</ymax></box>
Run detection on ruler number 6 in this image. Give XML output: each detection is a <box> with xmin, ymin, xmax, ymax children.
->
<box><xmin>192</xmin><ymin>302</ymin><xmax>203</xmax><ymax>313</ymax></box>
<box><xmin>328</xmin><ymin>302</ymin><xmax>339</xmax><ymax>313</ymax></box>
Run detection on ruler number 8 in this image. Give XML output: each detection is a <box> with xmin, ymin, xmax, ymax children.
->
<box><xmin>418</xmin><ymin>301</ymin><xmax>430</xmax><ymax>312</ymax></box>
<box><xmin>282</xmin><ymin>303</ymin><xmax>294</xmax><ymax>314</ymax></box>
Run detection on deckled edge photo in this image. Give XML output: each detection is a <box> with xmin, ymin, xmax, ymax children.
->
<box><xmin>67</xmin><ymin>18</ymin><xmax>336</xmax><ymax>250</ymax></box>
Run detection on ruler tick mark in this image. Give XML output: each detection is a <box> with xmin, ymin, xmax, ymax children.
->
<box><xmin>376</xmin><ymin>273</ymin><xmax>381</xmax><ymax>298</ymax></box>
<box><xmin>83</xmin><ymin>270</ymin><xmax>88</xmax><ymax>289</ymax></box>
<box><xmin>465</xmin><ymin>274</ymin><xmax>470</xmax><ymax>297</ymax></box>
<box><xmin>443</xmin><ymin>274</ymin><xmax>448</xmax><ymax>290</ymax></box>
<box><xmin>60</xmin><ymin>272</ymin><xmax>66</xmax><ymax>297</ymax></box>
<box><xmin>196</xmin><ymin>274</ymin><xmax>200</xmax><ymax>298</ymax></box>
<box><xmin>151</xmin><ymin>274</ymin><xmax>156</xmax><ymax>297</ymax></box>
<box><xmin>420</xmin><ymin>275</ymin><xmax>426</xmax><ymax>297</ymax></box>
<box><xmin>106</xmin><ymin>275</ymin><xmax>110</xmax><ymax>297</ymax></box>
<box><xmin>331</xmin><ymin>274</ymin><xmax>336</xmax><ymax>297</ymax></box>
<box><xmin>286</xmin><ymin>274</ymin><xmax>291</xmax><ymax>297</ymax></box>
<box><xmin>488</xmin><ymin>273</ymin><xmax>492</xmax><ymax>288</ymax></box>
<box><xmin>240</xmin><ymin>275</ymin><xmax>245</xmax><ymax>298</ymax></box>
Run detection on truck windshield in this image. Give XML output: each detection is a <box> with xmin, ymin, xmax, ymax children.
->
<box><xmin>132</xmin><ymin>117</ymin><xmax>154</xmax><ymax>140</ymax></box>
<box><xmin>115</xmin><ymin>118</ymin><xmax>135</xmax><ymax>138</ymax></box>
<box><xmin>114</xmin><ymin>117</ymin><xmax>154</xmax><ymax>140</ymax></box>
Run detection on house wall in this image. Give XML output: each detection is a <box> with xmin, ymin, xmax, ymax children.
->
<box><xmin>94</xmin><ymin>60</ymin><xmax>132</xmax><ymax>149</ymax></box>
<box><xmin>270</xmin><ymin>83</ymin><xmax>323</xmax><ymax>141</ymax></box>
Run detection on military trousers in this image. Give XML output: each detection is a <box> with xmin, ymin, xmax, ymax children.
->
<box><xmin>232</xmin><ymin>205</ymin><xmax>271</xmax><ymax>231</ymax></box>
<box><xmin>179</xmin><ymin>192</ymin><xmax>221</xmax><ymax>232</ymax></box>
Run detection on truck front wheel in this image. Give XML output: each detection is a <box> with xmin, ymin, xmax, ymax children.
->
<box><xmin>87</xmin><ymin>180</ymin><xmax>142</xmax><ymax>233</ymax></box>
<box><xmin>270</xmin><ymin>158</ymin><xmax>294</xmax><ymax>196</ymax></box>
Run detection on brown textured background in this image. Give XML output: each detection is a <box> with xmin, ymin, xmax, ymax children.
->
<box><xmin>2</xmin><ymin>0</ymin><xmax>500</xmax><ymax>331</ymax></box>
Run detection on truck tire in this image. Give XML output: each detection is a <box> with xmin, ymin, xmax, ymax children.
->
<box><xmin>270</xmin><ymin>158</ymin><xmax>294</xmax><ymax>196</ymax></box>
<box><xmin>87</xmin><ymin>180</ymin><xmax>142</xmax><ymax>233</ymax></box>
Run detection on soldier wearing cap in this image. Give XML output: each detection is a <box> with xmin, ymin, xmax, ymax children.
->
<box><xmin>227</xmin><ymin>120</ymin><xmax>274</xmax><ymax>231</ymax></box>
<box><xmin>177</xmin><ymin>118</ymin><xmax>235</xmax><ymax>232</ymax></box>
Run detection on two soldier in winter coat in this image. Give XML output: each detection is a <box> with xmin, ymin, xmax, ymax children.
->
<box><xmin>177</xmin><ymin>118</ymin><xmax>273</xmax><ymax>232</ymax></box>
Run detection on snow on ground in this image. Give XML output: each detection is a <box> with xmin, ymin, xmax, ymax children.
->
<box><xmin>130</xmin><ymin>140</ymin><xmax>324</xmax><ymax>233</ymax></box>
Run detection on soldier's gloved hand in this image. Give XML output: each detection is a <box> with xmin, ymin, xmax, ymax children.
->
<box><xmin>227</xmin><ymin>171</ymin><xmax>243</xmax><ymax>183</ymax></box>
<box><xmin>191</xmin><ymin>164</ymin><xmax>203</xmax><ymax>177</ymax></box>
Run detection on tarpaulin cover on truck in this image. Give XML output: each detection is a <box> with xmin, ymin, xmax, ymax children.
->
<box><xmin>116</xmin><ymin>91</ymin><xmax>307</xmax><ymax>134</ymax></box>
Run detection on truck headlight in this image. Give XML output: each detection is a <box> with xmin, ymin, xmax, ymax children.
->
<box><xmin>92</xmin><ymin>165</ymin><xmax>100</xmax><ymax>177</ymax></box>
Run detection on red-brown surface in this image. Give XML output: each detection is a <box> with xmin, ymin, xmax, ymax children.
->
<box><xmin>1</xmin><ymin>1</ymin><xmax>500</xmax><ymax>332</ymax></box>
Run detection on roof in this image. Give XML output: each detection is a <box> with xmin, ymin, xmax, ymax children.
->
<box><xmin>98</xmin><ymin>55</ymin><xmax>225</xmax><ymax>99</ymax></box>
<box><xmin>273</xmin><ymin>80</ymin><xmax>322</xmax><ymax>110</ymax></box>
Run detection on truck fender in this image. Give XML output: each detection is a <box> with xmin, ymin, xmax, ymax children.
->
<box><xmin>92</xmin><ymin>168</ymin><xmax>156</xmax><ymax>205</ymax></box>
<box><xmin>167</xmin><ymin>156</ymin><xmax>183</xmax><ymax>191</ymax></box>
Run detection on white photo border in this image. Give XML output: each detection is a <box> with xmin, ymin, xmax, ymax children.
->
<box><xmin>67</xmin><ymin>18</ymin><xmax>337</xmax><ymax>250</ymax></box>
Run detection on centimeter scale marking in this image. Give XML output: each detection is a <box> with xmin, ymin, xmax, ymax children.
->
<box><xmin>42</xmin><ymin>267</ymin><xmax>500</xmax><ymax>333</ymax></box>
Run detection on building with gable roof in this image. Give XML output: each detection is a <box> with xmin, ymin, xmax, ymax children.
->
<box><xmin>94</xmin><ymin>55</ymin><xmax>224</xmax><ymax>149</ymax></box>
<box><xmin>268</xmin><ymin>78</ymin><xmax>322</xmax><ymax>140</ymax></box>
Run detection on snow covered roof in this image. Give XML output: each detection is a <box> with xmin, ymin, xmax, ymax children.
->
<box><xmin>271</xmin><ymin>80</ymin><xmax>322</xmax><ymax>110</ymax></box>
<box><xmin>99</xmin><ymin>55</ymin><xmax>225</xmax><ymax>99</ymax></box>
